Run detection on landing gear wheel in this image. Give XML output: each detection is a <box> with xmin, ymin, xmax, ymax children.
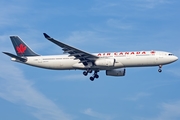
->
<box><xmin>90</xmin><ymin>77</ymin><xmax>94</xmax><ymax>81</ymax></box>
<box><xmin>158</xmin><ymin>69</ymin><xmax>162</xmax><ymax>73</ymax></box>
<box><xmin>94</xmin><ymin>74</ymin><xmax>99</xmax><ymax>78</ymax></box>
<box><xmin>158</xmin><ymin>65</ymin><xmax>162</xmax><ymax>73</ymax></box>
<box><xmin>83</xmin><ymin>71</ymin><xmax>88</xmax><ymax>76</ymax></box>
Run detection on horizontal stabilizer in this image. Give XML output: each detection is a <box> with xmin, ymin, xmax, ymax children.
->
<box><xmin>2</xmin><ymin>52</ymin><xmax>27</xmax><ymax>62</ymax></box>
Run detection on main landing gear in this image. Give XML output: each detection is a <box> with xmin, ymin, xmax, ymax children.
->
<box><xmin>158</xmin><ymin>65</ymin><xmax>162</xmax><ymax>73</ymax></box>
<box><xmin>90</xmin><ymin>71</ymin><xmax>99</xmax><ymax>81</ymax></box>
<box><xmin>83</xmin><ymin>69</ymin><xmax>99</xmax><ymax>81</ymax></box>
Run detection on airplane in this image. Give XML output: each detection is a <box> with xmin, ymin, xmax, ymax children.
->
<box><xmin>3</xmin><ymin>33</ymin><xmax>178</xmax><ymax>81</ymax></box>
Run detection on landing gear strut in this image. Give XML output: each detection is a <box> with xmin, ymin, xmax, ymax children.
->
<box><xmin>158</xmin><ymin>65</ymin><xmax>162</xmax><ymax>73</ymax></box>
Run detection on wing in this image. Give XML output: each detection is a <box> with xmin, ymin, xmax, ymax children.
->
<box><xmin>43</xmin><ymin>33</ymin><xmax>99</xmax><ymax>65</ymax></box>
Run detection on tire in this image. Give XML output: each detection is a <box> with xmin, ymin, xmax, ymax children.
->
<box><xmin>94</xmin><ymin>74</ymin><xmax>99</xmax><ymax>78</ymax></box>
<box><xmin>83</xmin><ymin>71</ymin><xmax>88</xmax><ymax>76</ymax></box>
<box><xmin>158</xmin><ymin>69</ymin><xmax>162</xmax><ymax>73</ymax></box>
<box><xmin>90</xmin><ymin>77</ymin><xmax>94</xmax><ymax>81</ymax></box>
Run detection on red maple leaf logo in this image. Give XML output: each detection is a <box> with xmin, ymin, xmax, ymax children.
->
<box><xmin>16</xmin><ymin>44</ymin><xmax>27</xmax><ymax>54</ymax></box>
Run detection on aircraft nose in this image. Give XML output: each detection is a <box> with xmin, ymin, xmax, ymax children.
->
<box><xmin>174</xmin><ymin>56</ymin><xmax>178</xmax><ymax>61</ymax></box>
<box><xmin>167</xmin><ymin>55</ymin><xmax>178</xmax><ymax>63</ymax></box>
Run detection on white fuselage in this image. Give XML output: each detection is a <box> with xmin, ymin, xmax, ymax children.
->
<box><xmin>13</xmin><ymin>51</ymin><xmax>178</xmax><ymax>70</ymax></box>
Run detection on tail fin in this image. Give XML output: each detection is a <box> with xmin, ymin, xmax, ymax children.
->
<box><xmin>10</xmin><ymin>36</ymin><xmax>39</xmax><ymax>56</ymax></box>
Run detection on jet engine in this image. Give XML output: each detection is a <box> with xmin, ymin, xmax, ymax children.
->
<box><xmin>106</xmin><ymin>68</ymin><xmax>126</xmax><ymax>76</ymax></box>
<box><xmin>95</xmin><ymin>58</ymin><xmax>115</xmax><ymax>67</ymax></box>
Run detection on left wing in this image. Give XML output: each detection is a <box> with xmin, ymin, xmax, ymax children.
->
<box><xmin>43</xmin><ymin>33</ymin><xmax>99</xmax><ymax>65</ymax></box>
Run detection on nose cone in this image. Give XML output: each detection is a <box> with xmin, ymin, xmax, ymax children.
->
<box><xmin>174</xmin><ymin>56</ymin><xmax>178</xmax><ymax>61</ymax></box>
<box><xmin>167</xmin><ymin>55</ymin><xmax>178</xmax><ymax>64</ymax></box>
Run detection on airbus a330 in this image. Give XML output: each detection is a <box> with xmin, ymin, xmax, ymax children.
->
<box><xmin>3</xmin><ymin>33</ymin><xmax>178</xmax><ymax>81</ymax></box>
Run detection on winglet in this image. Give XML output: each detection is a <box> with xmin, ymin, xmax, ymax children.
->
<box><xmin>43</xmin><ymin>33</ymin><xmax>51</xmax><ymax>39</ymax></box>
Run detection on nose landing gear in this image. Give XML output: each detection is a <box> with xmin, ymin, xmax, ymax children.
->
<box><xmin>158</xmin><ymin>65</ymin><xmax>162</xmax><ymax>73</ymax></box>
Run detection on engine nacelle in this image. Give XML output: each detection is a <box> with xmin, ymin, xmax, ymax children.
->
<box><xmin>106</xmin><ymin>68</ymin><xmax>126</xmax><ymax>76</ymax></box>
<box><xmin>95</xmin><ymin>58</ymin><xmax>115</xmax><ymax>67</ymax></box>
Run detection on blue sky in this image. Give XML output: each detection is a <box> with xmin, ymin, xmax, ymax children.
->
<box><xmin>0</xmin><ymin>0</ymin><xmax>180</xmax><ymax>120</ymax></box>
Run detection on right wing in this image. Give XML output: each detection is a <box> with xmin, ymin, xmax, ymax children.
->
<box><xmin>43</xmin><ymin>33</ymin><xmax>99</xmax><ymax>65</ymax></box>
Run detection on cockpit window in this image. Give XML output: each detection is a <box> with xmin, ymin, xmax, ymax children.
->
<box><xmin>168</xmin><ymin>54</ymin><xmax>174</xmax><ymax>56</ymax></box>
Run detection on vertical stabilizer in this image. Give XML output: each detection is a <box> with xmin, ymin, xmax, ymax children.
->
<box><xmin>10</xmin><ymin>36</ymin><xmax>39</xmax><ymax>56</ymax></box>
